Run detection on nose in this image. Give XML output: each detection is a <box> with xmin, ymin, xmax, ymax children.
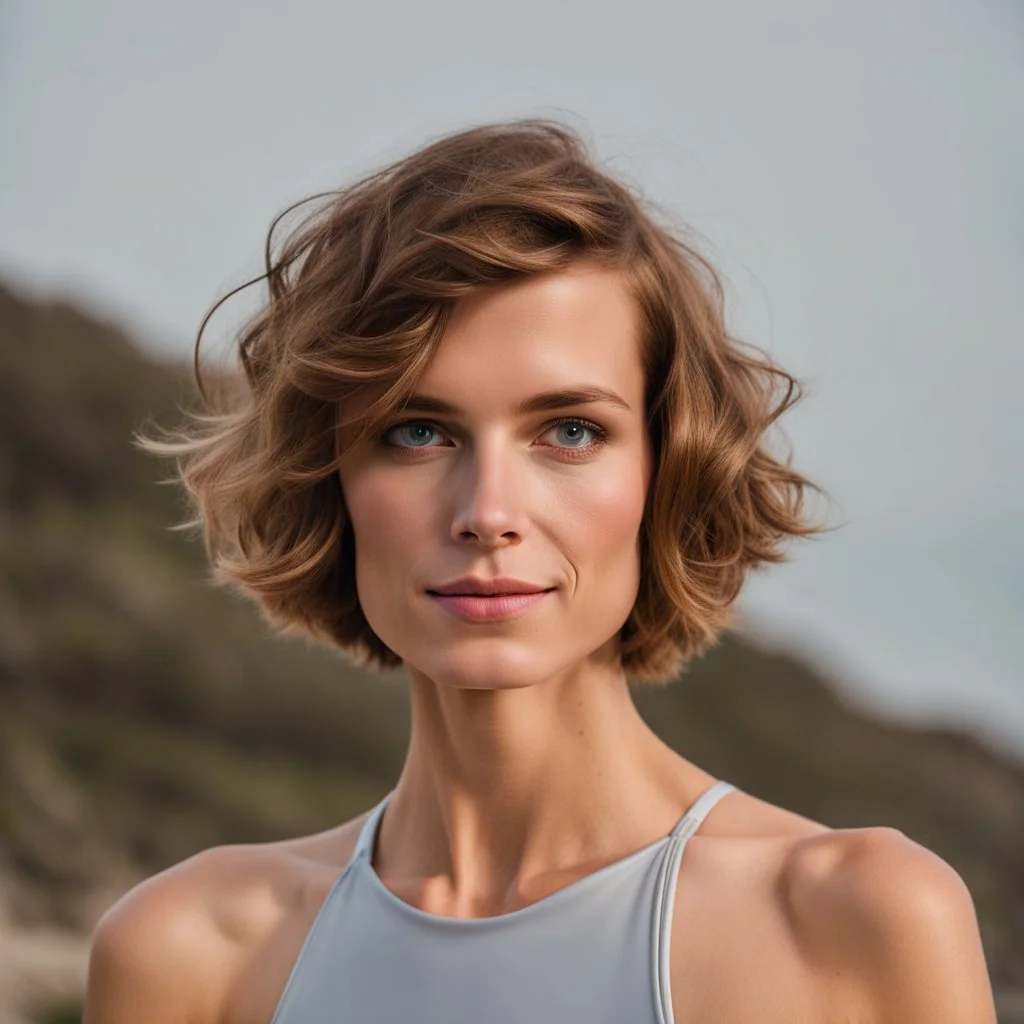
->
<box><xmin>450</xmin><ymin>438</ymin><xmax>530</xmax><ymax>548</ymax></box>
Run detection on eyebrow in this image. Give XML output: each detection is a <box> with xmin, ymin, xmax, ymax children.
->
<box><xmin>397</xmin><ymin>385</ymin><xmax>633</xmax><ymax>418</ymax></box>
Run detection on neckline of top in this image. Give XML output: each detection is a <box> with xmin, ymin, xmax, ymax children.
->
<box><xmin>352</xmin><ymin>779</ymin><xmax>736</xmax><ymax>928</ymax></box>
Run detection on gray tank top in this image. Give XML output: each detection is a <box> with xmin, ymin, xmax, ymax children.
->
<box><xmin>270</xmin><ymin>779</ymin><xmax>737</xmax><ymax>1024</ymax></box>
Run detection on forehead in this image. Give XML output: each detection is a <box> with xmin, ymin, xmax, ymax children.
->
<box><xmin>418</xmin><ymin>263</ymin><xmax>644</xmax><ymax>408</ymax></box>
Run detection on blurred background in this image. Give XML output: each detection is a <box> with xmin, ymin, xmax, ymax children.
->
<box><xmin>1</xmin><ymin>1</ymin><xmax>1021</xmax><ymax>1021</ymax></box>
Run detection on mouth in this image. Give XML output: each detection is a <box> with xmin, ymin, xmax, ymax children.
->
<box><xmin>426</xmin><ymin>588</ymin><xmax>556</xmax><ymax>623</ymax></box>
<box><xmin>426</xmin><ymin>589</ymin><xmax>556</xmax><ymax>597</ymax></box>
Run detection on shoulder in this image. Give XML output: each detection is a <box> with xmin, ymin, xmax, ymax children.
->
<box><xmin>784</xmin><ymin>826</ymin><xmax>998</xmax><ymax>1023</ymax></box>
<box><xmin>83</xmin><ymin>844</ymin><xmax>288</xmax><ymax>1024</ymax></box>
<box><xmin>83</xmin><ymin>818</ymin><xmax>369</xmax><ymax>1024</ymax></box>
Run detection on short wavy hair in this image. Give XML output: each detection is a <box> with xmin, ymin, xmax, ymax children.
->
<box><xmin>137</xmin><ymin>117</ymin><xmax>833</xmax><ymax>684</ymax></box>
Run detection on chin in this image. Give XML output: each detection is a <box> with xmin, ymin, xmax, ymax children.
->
<box><xmin>406</xmin><ymin>642</ymin><xmax>561</xmax><ymax>691</ymax></box>
<box><xmin>443</xmin><ymin>676</ymin><xmax>540</xmax><ymax>692</ymax></box>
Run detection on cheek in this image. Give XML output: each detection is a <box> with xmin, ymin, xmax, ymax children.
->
<box><xmin>551</xmin><ymin>461</ymin><xmax>648</xmax><ymax>601</ymax></box>
<box><xmin>346</xmin><ymin>473</ymin><xmax>428</xmax><ymax>560</ymax></box>
<box><xmin>570</xmin><ymin>459</ymin><xmax>648</xmax><ymax>545</ymax></box>
<box><xmin>344</xmin><ymin>476</ymin><xmax>430</xmax><ymax>640</ymax></box>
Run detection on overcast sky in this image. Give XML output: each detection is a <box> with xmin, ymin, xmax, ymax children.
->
<box><xmin>2</xmin><ymin>1</ymin><xmax>1021</xmax><ymax>758</ymax></box>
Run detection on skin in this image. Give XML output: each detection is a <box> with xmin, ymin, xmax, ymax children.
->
<box><xmin>83</xmin><ymin>262</ymin><xmax>998</xmax><ymax>1023</ymax></box>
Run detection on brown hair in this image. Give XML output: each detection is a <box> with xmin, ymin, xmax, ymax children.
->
<box><xmin>136</xmin><ymin>117</ymin><xmax>835</xmax><ymax>684</ymax></box>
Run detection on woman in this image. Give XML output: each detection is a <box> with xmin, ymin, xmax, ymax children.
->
<box><xmin>84</xmin><ymin>119</ymin><xmax>997</xmax><ymax>1023</ymax></box>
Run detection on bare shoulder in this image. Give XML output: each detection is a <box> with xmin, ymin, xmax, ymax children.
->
<box><xmin>784</xmin><ymin>824</ymin><xmax>998</xmax><ymax>1023</ymax></box>
<box><xmin>668</xmin><ymin>788</ymin><xmax>835</xmax><ymax>1024</ymax></box>
<box><xmin>83</xmin><ymin>813</ymin><xmax>371</xmax><ymax>1024</ymax></box>
<box><xmin>670</xmin><ymin>787</ymin><xmax>996</xmax><ymax>1024</ymax></box>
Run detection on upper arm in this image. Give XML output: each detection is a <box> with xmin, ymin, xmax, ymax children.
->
<box><xmin>83</xmin><ymin>852</ymin><xmax>233</xmax><ymax>1024</ymax></box>
<box><xmin>793</xmin><ymin>828</ymin><xmax>999</xmax><ymax>1024</ymax></box>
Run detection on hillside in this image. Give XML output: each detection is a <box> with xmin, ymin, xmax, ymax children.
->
<box><xmin>1</xmin><ymin>279</ymin><xmax>1021</xmax><ymax>1022</ymax></box>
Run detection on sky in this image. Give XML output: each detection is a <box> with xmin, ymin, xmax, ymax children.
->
<box><xmin>2</xmin><ymin>1</ymin><xmax>1021</xmax><ymax>759</ymax></box>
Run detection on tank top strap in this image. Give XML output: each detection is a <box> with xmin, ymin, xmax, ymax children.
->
<box><xmin>352</xmin><ymin>790</ymin><xmax>393</xmax><ymax>864</ymax></box>
<box><xmin>668</xmin><ymin>779</ymin><xmax>737</xmax><ymax>841</ymax></box>
<box><xmin>649</xmin><ymin>779</ymin><xmax>738</xmax><ymax>1024</ymax></box>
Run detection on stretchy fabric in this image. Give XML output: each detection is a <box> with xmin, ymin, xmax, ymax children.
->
<box><xmin>270</xmin><ymin>779</ymin><xmax>737</xmax><ymax>1024</ymax></box>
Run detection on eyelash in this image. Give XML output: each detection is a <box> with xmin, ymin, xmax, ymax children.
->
<box><xmin>379</xmin><ymin>417</ymin><xmax>610</xmax><ymax>460</ymax></box>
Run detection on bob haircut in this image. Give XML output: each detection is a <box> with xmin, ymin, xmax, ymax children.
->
<box><xmin>137</xmin><ymin>118</ymin><xmax>832</xmax><ymax>685</ymax></box>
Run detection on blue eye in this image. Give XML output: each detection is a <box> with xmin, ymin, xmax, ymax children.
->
<box><xmin>553</xmin><ymin>421</ymin><xmax>595</xmax><ymax>447</ymax></box>
<box><xmin>380</xmin><ymin>418</ymin><xmax>609</xmax><ymax>459</ymax></box>
<box><xmin>391</xmin><ymin>423</ymin><xmax>439</xmax><ymax>447</ymax></box>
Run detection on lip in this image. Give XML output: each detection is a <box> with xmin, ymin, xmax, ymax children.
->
<box><xmin>429</xmin><ymin>590</ymin><xmax>554</xmax><ymax>623</ymax></box>
<box><xmin>428</xmin><ymin>576</ymin><xmax>550</xmax><ymax>596</ymax></box>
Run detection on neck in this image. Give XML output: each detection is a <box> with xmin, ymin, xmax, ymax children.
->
<box><xmin>376</xmin><ymin>654</ymin><xmax>714</xmax><ymax>917</ymax></box>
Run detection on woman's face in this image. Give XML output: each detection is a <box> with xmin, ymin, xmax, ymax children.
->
<box><xmin>336</xmin><ymin>261</ymin><xmax>653</xmax><ymax>690</ymax></box>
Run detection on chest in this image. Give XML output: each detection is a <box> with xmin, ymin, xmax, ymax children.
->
<box><xmin>230</xmin><ymin>839</ymin><xmax>842</xmax><ymax>1024</ymax></box>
